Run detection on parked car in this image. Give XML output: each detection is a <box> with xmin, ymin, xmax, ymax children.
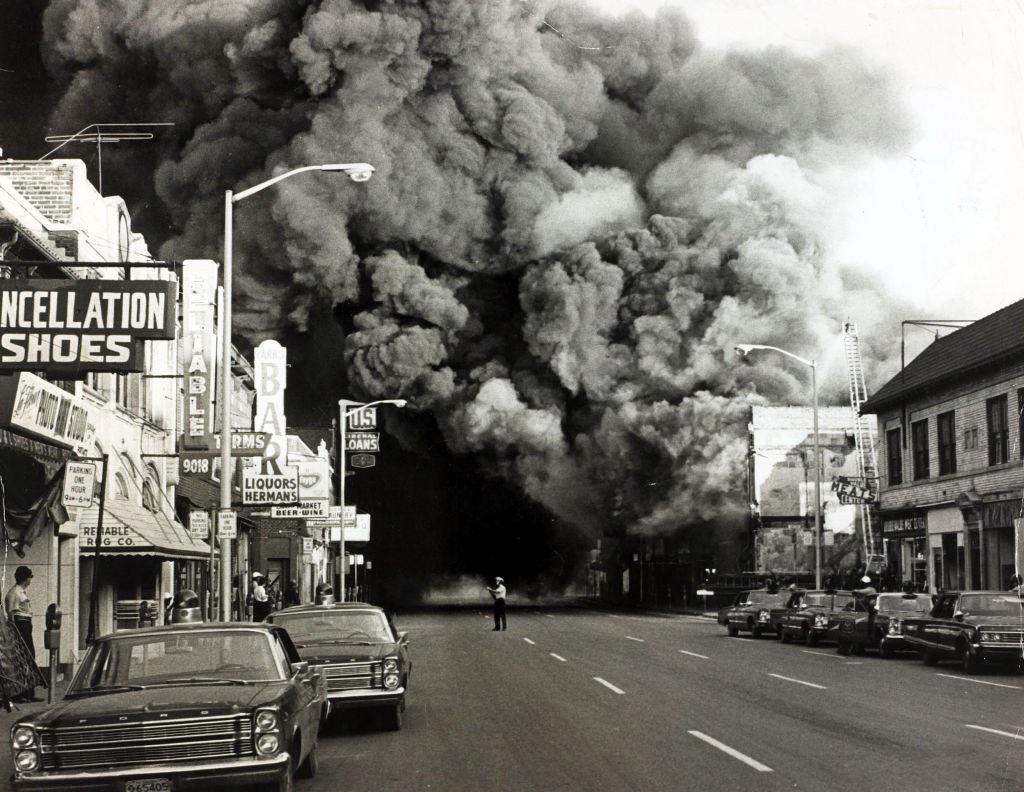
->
<box><xmin>834</xmin><ymin>591</ymin><xmax>933</xmax><ymax>656</ymax></box>
<box><xmin>778</xmin><ymin>590</ymin><xmax>854</xmax><ymax>645</ymax></box>
<box><xmin>901</xmin><ymin>590</ymin><xmax>1024</xmax><ymax>673</ymax></box>
<box><xmin>720</xmin><ymin>589</ymin><xmax>793</xmax><ymax>638</ymax></box>
<box><xmin>268</xmin><ymin>602</ymin><xmax>411</xmax><ymax>730</ymax></box>
<box><xmin>9</xmin><ymin>614</ymin><xmax>324</xmax><ymax>791</ymax></box>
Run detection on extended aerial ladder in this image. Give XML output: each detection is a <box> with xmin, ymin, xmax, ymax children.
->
<box><xmin>842</xmin><ymin>322</ymin><xmax>885</xmax><ymax>571</ymax></box>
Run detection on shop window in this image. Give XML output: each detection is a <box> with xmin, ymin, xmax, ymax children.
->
<box><xmin>886</xmin><ymin>428</ymin><xmax>902</xmax><ymax>486</ymax></box>
<box><xmin>911</xmin><ymin>419</ymin><xmax>929</xmax><ymax>480</ymax></box>
<box><xmin>937</xmin><ymin>411</ymin><xmax>956</xmax><ymax>475</ymax></box>
<box><xmin>986</xmin><ymin>394</ymin><xmax>1008</xmax><ymax>465</ymax></box>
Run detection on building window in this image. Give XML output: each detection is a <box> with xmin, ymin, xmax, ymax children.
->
<box><xmin>886</xmin><ymin>428</ymin><xmax>902</xmax><ymax>486</ymax></box>
<box><xmin>937</xmin><ymin>411</ymin><xmax>956</xmax><ymax>475</ymax></box>
<box><xmin>963</xmin><ymin>428</ymin><xmax>978</xmax><ymax>450</ymax></box>
<box><xmin>911</xmin><ymin>419</ymin><xmax>929</xmax><ymax>480</ymax></box>
<box><xmin>114</xmin><ymin>473</ymin><xmax>129</xmax><ymax>500</ymax></box>
<box><xmin>141</xmin><ymin>480</ymin><xmax>158</xmax><ymax>512</ymax></box>
<box><xmin>987</xmin><ymin>394</ymin><xmax>1008</xmax><ymax>465</ymax></box>
<box><xmin>1019</xmin><ymin>390</ymin><xmax>1024</xmax><ymax>459</ymax></box>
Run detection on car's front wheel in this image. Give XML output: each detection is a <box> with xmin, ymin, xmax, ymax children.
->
<box><xmin>961</xmin><ymin>643</ymin><xmax>981</xmax><ymax>674</ymax></box>
<box><xmin>259</xmin><ymin>756</ymin><xmax>293</xmax><ymax>792</ymax></box>
<box><xmin>727</xmin><ymin>624</ymin><xmax>739</xmax><ymax>637</ymax></box>
<box><xmin>921</xmin><ymin>646</ymin><xmax>939</xmax><ymax>666</ymax></box>
<box><xmin>382</xmin><ymin>703</ymin><xmax>403</xmax><ymax>731</ymax></box>
<box><xmin>836</xmin><ymin>640</ymin><xmax>851</xmax><ymax>656</ymax></box>
<box><xmin>879</xmin><ymin>639</ymin><xmax>894</xmax><ymax>659</ymax></box>
<box><xmin>780</xmin><ymin>628</ymin><xmax>792</xmax><ymax>644</ymax></box>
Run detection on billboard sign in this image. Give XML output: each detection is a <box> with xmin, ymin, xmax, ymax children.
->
<box><xmin>831</xmin><ymin>476</ymin><xmax>876</xmax><ymax>504</ymax></box>
<box><xmin>295</xmin><ymin>457</ymin><xmax>330</xmax><ymax>500</ymax></box>
<box><xmin>0</xmin><ymin>372</ymin><xmax>97</xmax><ymax>454</ymax></box>
<box><xmin>345</xmin><ymin>405</ymin><xmax>377</xmax><ymax>431</ymax></box>
<box><xmin>61</xmin><ymin>461</ymin><xmax>96</xmax><ymax>508</ymax></box>
<box><xmin>242</xmin><ymin>466</ymin><xmax>299</xmax><ymax>504</ymax></box>
<box><xmin>181</xmin><ymin>260</ymin><xmax>217</xmax><ymax>449</ymax></box>
<box><xmin>345</xmin><ymin>432</ymin><xmax>379</xmax><ymax>452</ymax></box>
<box><xmin>254</xmin><ymin>340</ymin><xmax>287</xmax><ymax>471</ymax></box>
<box><xmin>0</xmin><ymin>279</ymin><xmax>176</xmax><ymax>372</ymax></box>
<box><xmin>271</xmin><ymin>501</ymin><xmax>328</xmax><ymax>519</ymax></box>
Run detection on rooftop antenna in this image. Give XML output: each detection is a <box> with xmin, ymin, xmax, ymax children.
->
<box><xmin>40</xmin><ymin>122</ymin><xmax>173</xmax><ymax>194</ymax></box>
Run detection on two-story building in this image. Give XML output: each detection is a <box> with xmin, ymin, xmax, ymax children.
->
<box><xmin>862</xmin><ymin>299</ymin><xmax>1024</xmax><ymax>593</ymax></box>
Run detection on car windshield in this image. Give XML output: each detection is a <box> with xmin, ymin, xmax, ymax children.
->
<box><xmin>69</xmin><ymin>630</ymin><xmax>285</xmax><ymax>693</ymax></box>
<box><xmin>273</xmin><ymin>610</ymin><xmax>394</xmax><ymax>644</ymax></box>
<box><xmin>802</xmin><ymin>593</ymin><xmax>853</xmax><ymax>608</ymax></box>
<box><xmin>959</xmin><ymin>594</ymin><xmax>1024</xmax><ymax>617</ymax></box>
<box><xmin>744</xmin><ymin>591</ymin><xmax>789</xmax><ymax>606</ymax></box>
<box><xmin>877</xmin><ymin>594</ymin><xmax>931</xmax><ymax>614</ymax></box>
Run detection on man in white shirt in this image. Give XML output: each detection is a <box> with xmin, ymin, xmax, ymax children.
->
<box><xmin>251</xmin><ymin>572</ymin><xmax>271</xmax><ymax>621</ymax></box>
<box><xmin>486</xmin><ymin>577</ymin><xmax>507</xmax><ymax>631</ymax></box>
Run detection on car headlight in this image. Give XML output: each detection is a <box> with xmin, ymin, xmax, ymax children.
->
<box><xmin>14</xmin><ymin>750</ymin><xmax>39</xmax><ymax>772</ymax></box>
<box><xmin>888</xmin><ymin>620</ymin><xmax>902</xmax><ymax>635</ymax></box>
<box><xmin>814</xmin><ymin>615</ymin><xmax>828</xmax><ymax>628</ymax></box>
<box><xmin>757</xmin><ymin>609</ymin><xmax>770</xmax><ymax>622</ymax></box>
<box><xmin>255</xmin><ymin>710</ymin><xmax>279</xmax><ymax>733</ymax></box>
<box><xmin>383</xmin><ymin>658</ymin><xmax>399</xmax><ymax>673</ymax></box>
<box><xmin>255</xmin><ymin>733</ymin><xmax>280</xmax><ymax>755</ymax></box>
<box><xmin>384</xmin><ymin>672</ymin><xmax>400</xmax><ymax>690</ymax></box>
<box><xmin>11</xmin><ymin>726</ymin><xmax>36</xmax><ymax>749</ymax></box>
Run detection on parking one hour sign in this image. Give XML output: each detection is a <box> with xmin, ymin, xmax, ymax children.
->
<box><xmin>61</xmin><ymin>461</ymin><xmax>96</xmax><ymax>508</ymax></box>
<box><xmin>217</xmin><ymin>510</ymin><xmax>237</xmax><ymax>539</ymax></box>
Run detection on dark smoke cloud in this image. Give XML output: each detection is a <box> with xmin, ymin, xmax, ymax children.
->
<box><xmin>38</xmin><ymin>0</ymin><xmax>914</xmax><ymax>543</ymax></box>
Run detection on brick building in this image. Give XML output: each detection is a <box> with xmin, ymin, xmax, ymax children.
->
<box><xmin>862</xmin><ymin>299</ymin><xmax>1024</xmax><ymax>593</ymax></box>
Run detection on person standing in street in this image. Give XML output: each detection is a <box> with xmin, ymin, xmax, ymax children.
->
<box><xmin>5</xmin><ymin>566</ymin><xmax>40</xmax><ymax>702</ymax></box>
<box><xmin>251</xmin><ymin>572</ymin><xmax>271</xmax><ymax>621</ymax></box>
<box><xmin>486</xmin><ymin>576</ymin><xmax>507</xmax><ymax>631</ymax></box>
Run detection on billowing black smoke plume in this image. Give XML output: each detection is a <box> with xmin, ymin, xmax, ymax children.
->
<box><xmin>35</xmin><ymin>1</ymin><xmax>914</xmax><ymax>566</ymax></box>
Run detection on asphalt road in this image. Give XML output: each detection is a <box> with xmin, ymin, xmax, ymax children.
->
<box><xmin>3</xmin><ymin>607</ymin><xmax>1024</xmax><ymax>791</ymax></box>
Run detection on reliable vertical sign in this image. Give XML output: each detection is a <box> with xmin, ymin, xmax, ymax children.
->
<box><xmin>181</xmin><ymin>260</ymin><xmax>218</xmax><ymax>450</ymax></box>
<box><xmin>0</xmin><ymin>279</ymin><xmax>176</xmax><ymax>372</ymax></box>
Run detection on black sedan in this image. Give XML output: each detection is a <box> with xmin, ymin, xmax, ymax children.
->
<box><xmin>9</xmin><ymin>621</ymin><xmax>325</xmax><ymax>792</ymax></box>
<box><xmin>268</xmin><ymin>602</ymin><xmax>411</xmax><ymax>730</ymax></box>
<box><xmin>834</xmin><ymin>592</ymin><xmax>932</xmax><ymax>657</ymax></box>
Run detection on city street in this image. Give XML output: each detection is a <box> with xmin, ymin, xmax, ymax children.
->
<box><xmin>294</xmin><ymin>606</ymin><xmax>1024</xmax><ymax>792</ymax></box>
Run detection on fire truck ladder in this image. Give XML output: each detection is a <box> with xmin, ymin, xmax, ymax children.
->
<box><xmin>843</xmin><ymin>322</ymin><xmax>884</xmax><ymax>570</ymax></box>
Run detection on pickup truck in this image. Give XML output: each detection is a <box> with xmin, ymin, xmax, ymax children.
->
<box><xmin>901</xmin><ymin>590</ymin><xmax>1024</xmax><ymax>673</ymax></box>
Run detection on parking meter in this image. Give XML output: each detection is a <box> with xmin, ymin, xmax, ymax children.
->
<box><xmin>44</xmin><ymin>604</ymin><xmax>62</xmax><ymax>704</ymax></box>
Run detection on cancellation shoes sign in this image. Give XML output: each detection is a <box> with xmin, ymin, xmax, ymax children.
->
<box><xmin>0</xmin><ymin>279</ymin><xmax>176</xmax><ymax>372</ymax></box>
<box><xmin>61</xmin><ymin>461</ymin><xmax>96</xmax><ymax>508</ymax></box>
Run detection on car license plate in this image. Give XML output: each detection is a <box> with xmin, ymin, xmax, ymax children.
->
<box><xmin>125</xmin><ymin>779</ymin><xmax>172</xmax><ymax>792</ymax></box>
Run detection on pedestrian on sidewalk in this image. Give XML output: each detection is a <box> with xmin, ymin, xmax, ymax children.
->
<box><xmin>5</xmin><ymin>566</ymin><xmax>40</xmax><ymax>702</ymax></box>
<box><xmin>251</xmin><ymin>572</ymin><xmax>271</xmax><ymax>621</ymax></box>
<box><xmin>486</xmin><ymin>576</ymin><xmax>507</xmax><ymax>631</ymax></box>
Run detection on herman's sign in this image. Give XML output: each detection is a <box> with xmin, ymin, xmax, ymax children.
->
<box><xmin>0</xmin><ymin>279</ymin><xmax>176</xmax><ymax>372</ymax></box>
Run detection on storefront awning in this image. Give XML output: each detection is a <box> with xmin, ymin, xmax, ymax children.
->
<box><xmin>75</xmin><ymin>499</ymin><xmax>210</xmax><ymax>560</ymax></box>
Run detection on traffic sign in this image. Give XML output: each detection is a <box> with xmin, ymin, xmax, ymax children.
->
<box><xmin>217</xmin><ymin>510</ymin><xmax>237</xmax><ymax>539</ymax></box>
<box><xmin>188</xmin><ymin>510</ymin><xmax>210</xmax><ymax>539</ymax></box>
<box><xmin>62</xmin><ymin>461</ymin><xmax>96</xmax><ymax>508</ymax></box>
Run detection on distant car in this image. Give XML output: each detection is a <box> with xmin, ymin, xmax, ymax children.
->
<box><xmin>9</xmin><ymin>622</ymin><xmax>325</xmax><ymax>792</ymax></box>
<box><xmin>834</xmin><ymin>592</ymin><xmax>932</xmax><ymax>657</ymax></box>
<box><xmin>269</xmin><ymin>602</ymin><xmax>411</xmax><ymax>730</ymax></box>
<box><xmin>901</xmin><ymin>590</ymin><xmax>1024</xmax><ymax>673</ymax></box>
<box><xmin>720</xmin><ymin>589</ymin><xmax>793</xmax><ymax>638</ymax></box>
<box><xmin>778</xmin><ymin>590</ymin><xmax>854</xmax><ymax>645</ymax></box>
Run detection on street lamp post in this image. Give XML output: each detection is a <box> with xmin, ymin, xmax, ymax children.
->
<box><xmin>337</xmin><ymin>398</ymin><xmax>407</xmax><ymax>602</ymax></box>
<box><xmin>735</xmin><ymin>343</ymin><xmax>822</xmax><ymax>589</ymax></box>
<box><xmin>220</xmin><ymin>162</ymin><xmax>375</xmax><ymax>621</ymax></box>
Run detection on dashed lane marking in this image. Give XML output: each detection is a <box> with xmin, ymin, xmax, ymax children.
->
<box><xmin>523</xmin><ymin>638</ymin><xmax>536</xmax><ymax>645</ymax></box>
<box><xmin>768</xmin><ymin>673</ymin><xmax>827</xmax><ymax>690</ymax></box>
<box><xmin>688</xmin><ymin>731</ymin><xmax>773</xmax><ymax>772</ymax></box>
<box><xmin>843</xmin><ymin>662</ymin><xmax>863</xmax><ymax>665</ymax></box>
<box><xmin>938</xmin><ymin>673</ymin><xmax>1021</xmax><ymax>690</ymax></box>
<box><xmin>545</xmin><ymin>614</ymin><xmax>555</xmax><ymax>619</ymax></box>
<box><xmin>801</xmin><ymin>650</ymin><xmax>839</xmax><ymax>659</ymax></box>
<box><xmin>678</xmin><ymin>650</ymin><xmax>709</xmax><ymax>659</ymax></box>
<box><xmin>609</xmin><ymin>614</ymin><xmax>624</xmax><ymax>619</ymax></box>
<box><xmin>593</xmin><ymin>677</ymin><xmax>625</xmax><ymax>694</ymax></box>
<box><xmin>966</xmin><ymin>724</ymin><xmax>1024</xmax><ymax>741</ymax></box>
<box><xmin>625</xmin><ymin>636</ymin><xmax>646</xmax><ymax>642</ymax></box>
<box><xmin>550</xmin><ymin>653</ymin><xmax>567</xmax><ymax>662</ymax></box>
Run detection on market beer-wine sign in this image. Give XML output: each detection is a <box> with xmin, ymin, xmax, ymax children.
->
<box><xmin>0</xmin><ymin>279</ymin><xmax>176</xmax><ymax>372</ymax></box>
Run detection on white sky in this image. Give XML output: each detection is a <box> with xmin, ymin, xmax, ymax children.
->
<box><xmin>583</xmin><ymin>0</ymin><xmax>1024</xmax><ymax>320</ymax></box>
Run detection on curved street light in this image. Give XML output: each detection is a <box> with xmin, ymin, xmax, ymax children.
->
<box><xmin>337</xmin><ymin>398</ymin><xmax>408</xmax><ymax>601</ymax></box>
<box><xmin>735</xmin><ymin>343</ymin><xmax>822</xmax><ymax>589</ymax></box>
<box><xmin>218</xmin><ymin>163</ymin><xmax>374</xmax><ymax>621</ymax></box>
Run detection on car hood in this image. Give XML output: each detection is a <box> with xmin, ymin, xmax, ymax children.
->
<box><xmin>297</xmin><ymin>642</ymin><xmax>399</xmax><ymax>665</ymax></box>
<box><xmin>968</xmin><ymin>616</ymin><xmax>1024</xmax><ymax>628</ymax></box>
<box><xmin>24</xmin><ymin>682</ymin><xmax>290</xmax><ymax>728</ymax></box>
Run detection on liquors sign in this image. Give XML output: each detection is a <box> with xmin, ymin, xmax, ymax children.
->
<box><xmin>0</xmin><ymin>279</ymin><xmax>176</xmax><ymax>372</ymax></box>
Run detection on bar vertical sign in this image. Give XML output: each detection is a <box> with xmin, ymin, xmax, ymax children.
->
<box><xmin>254</xmin><ymin>339</ymin><xmax>287</xmax><ymax>471</ymax></box>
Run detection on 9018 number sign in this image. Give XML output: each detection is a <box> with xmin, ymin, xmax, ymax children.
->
<box><xmin>180</xmin><ymin>455</ymin><xmax>212</xmax><ymax>476</ymax></box>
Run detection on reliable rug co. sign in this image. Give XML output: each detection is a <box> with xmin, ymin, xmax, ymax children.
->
<box><xmin>0</xmin><ymin>279</ymin><xmax>176</xmax><ymax>373</ymax></box>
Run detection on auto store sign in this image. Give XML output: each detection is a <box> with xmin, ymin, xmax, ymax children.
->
<box><xmin>0</xmin><ymin>279</ymin><xmax>176</xmax><ymax>372</ymax></box>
